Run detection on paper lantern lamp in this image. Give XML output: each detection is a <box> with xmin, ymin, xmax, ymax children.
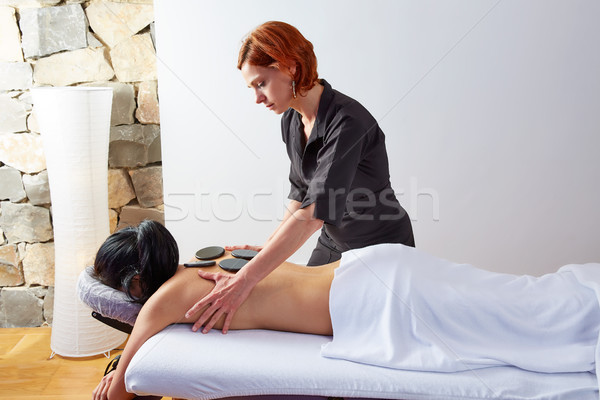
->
<box><xmin>32</xmin><ymin>87</ymin><xmax>128</xmax><ymax>357</ymax></box>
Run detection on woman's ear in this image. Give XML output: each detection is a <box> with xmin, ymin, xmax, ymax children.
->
<box><xmin>129</xmin><ymin>274</ymin><xmax>143</xmax><ymax>299</ymax></box>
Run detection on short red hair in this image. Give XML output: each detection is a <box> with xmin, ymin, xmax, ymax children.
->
<box><xmin>237</xmin><ymin>21</ymin><xmax>319</xmax><ymax>94</ymax></box>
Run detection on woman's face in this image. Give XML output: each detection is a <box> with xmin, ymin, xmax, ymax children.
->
<box><xmin>241</xmin><ymin>62</ymin><xmax>294</xmax><ymax>114</ymax></box>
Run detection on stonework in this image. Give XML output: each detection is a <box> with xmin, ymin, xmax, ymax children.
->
<box><xmin>117</xmin><ymin>204</ymin><xmax>164</xmax><ymax>230</ymax></box>
<box><xmin>136</xmin><ymin>80</ymin><xmax>160</xmax><ymax>124</ymax></box>
<box><xmin>108</xmin><ymin>168</ymin><xmax>136</xmax><ymax>209</ymax></box>
<box><xmin>0</xmin><ymin>287</ymin><xmax>44</xmax><ymax>328</ymax></box>
<box><xmin>0</xmin><ymin>62</ymin><xmax>32</xmax><ymax>91</ymax></box>
<box><xmin>33</xmin><ymin>47</ymin><xmax>114</xmax><ymax>86</ymax></box>
<box><xmin>0</xmin><ymin>133</ymin><xmax>46</xmax><ymax>174</ymax></box>
<box><xmin>0</xmin><ymin>0</ymin><xmax>163</xmax><ymax>328</ymax></box>
<box><xmin>110</xmin><ymin>33</ymin><xmax>157</xmax><ymax>82</ymax></box>
<box><xmin>0</xmin><ymin>0</ymin><xmax>60</xmax><ymax>6</ymax></box>
<box><xmin>22</xmin><ymin>242</ymin><xmax>54</xmax><ymax>286</ymax></box>
<box><xmin>0</xmin><ymin>244</ymin><xmax>23</xmax><ymax>286</ymax></box>
<box><xmin>109</xmin><ymin>208</ymin><xmax>118</xmax><ymax>233</ymax></box>
<box><xmin>0</xmin><ymin>165</ymin><xmax>26</xmax><ymax>202</ymax></box>
<box><xmin>0</xmin><ymin>95</ymin><xmax>28</xmax><ymax>133</ymax></box>
<box><xmin>0</xmin><ymin>201</ymin><xmax>53</xmax><ymax>244</ymax></box>
<box><xmin>0</xmin><ymin>6</ymin><xmax>24</xmax><ymax>62</ymax></box>
<box><xmin>19</xmin><ymin>4</ymin><xmax>88</xmax><ymax>58</ymax></box>
<box><xmin>85</xmin><ymin>1</ymin><xmax>154</xmax><ymax>47</ymax></box>
<box><xmin>22</xmin><ymin>170</ymin><xmax>51</xmax><ymax>205</ymax></box>
<box><xmin>109</xmin><ymin>124</ymin><xmax>161</xmax><ymax>167</ymax></box>
<box><xmin>43</xmin><ymin>286</ymin><xmax>53</xmax><ymax>324</ymax></box>
<box><xmin>128</xmin><ymin>166</ymin><xmax>163</xmax><ymax>207</ymax></box>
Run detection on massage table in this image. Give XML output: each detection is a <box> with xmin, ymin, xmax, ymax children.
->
<box><xmin>78</xmin><ymin>249</ymin><xmax>600</xmax><ymax>400</ymax></box>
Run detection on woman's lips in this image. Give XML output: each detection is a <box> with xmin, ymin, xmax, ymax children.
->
<box><xmin>266</xmin><ymin>103</ymin><xmax>274</xmax><ymax>110</ymax></box>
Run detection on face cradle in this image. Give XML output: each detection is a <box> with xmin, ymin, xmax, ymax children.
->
<box><xmin>241</xmin><ymin>62</ymin><xmax>294</xmax><ymax>114</ymax></box>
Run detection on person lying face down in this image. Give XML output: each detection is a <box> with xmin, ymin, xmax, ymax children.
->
<box><xmin>93</xmin><ymin>221</ymin><xmax>600</xmax><ymax>400</ymax></box>
<box><xmin>93</xmin><ymin>219</ymin><xmax>179</xmax><ymax>303</ymax></box>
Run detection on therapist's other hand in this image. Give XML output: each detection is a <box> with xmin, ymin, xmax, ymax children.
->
<box><xmin>225</xmin><ymin>244</ymin><xmax>263</xmax><ymax>252</ymax></box>
<box><xmin>92</xmin><ymin>370</ymin><xmax>114</xmax><ymax>400</ymax></box>
<box><xmin>185</xmin><ymin>269</ymin><xmax>256</xmax><ymax>334</ymax></box>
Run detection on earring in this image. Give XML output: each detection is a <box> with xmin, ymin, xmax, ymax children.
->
<box><xmin>292</xmin><ymin>80</ymin><xmax>297</xmax><ymax>99</ymax></box>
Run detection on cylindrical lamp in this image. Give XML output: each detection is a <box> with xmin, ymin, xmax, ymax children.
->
<box><xmin>32</xmin><ymin>87</ymin><xmax>128</xmax><ymax>357</ymax></box>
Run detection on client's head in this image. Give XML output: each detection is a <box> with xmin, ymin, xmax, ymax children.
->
<box><xmin>93</xmin><ymin>219</ymin><xmax>179</xmax><ymax>304</ymax></box>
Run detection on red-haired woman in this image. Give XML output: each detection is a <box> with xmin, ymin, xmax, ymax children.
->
<box><xmin>186</xmin><ymin>21</ymin><xmax>415</xmax><ymax>334</ymax></box>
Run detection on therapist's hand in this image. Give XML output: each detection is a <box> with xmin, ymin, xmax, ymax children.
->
<box><xmin>224</xmin><ymin>244</ymin><xmax>263</xmax><ymax>252</ymax></box>
<box><xmin>185</xmin><ymin>269</ymin><xmax>257</xmax><ymax>334</ymax></box>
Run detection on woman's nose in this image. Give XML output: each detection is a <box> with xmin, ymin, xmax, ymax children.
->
<box><xmin>254</xmin><ymin>90</ymin><xmax>265</xmax><ymax>104</ymax></box>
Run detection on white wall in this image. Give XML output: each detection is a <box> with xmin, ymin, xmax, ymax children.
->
<box><xmin>155</xmin><ymin>0</ymin><xmax>600</xmax><ymax>275</ymax></box>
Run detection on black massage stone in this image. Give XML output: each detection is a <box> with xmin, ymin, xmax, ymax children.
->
<box><xmin>195</xmin><ymin>246</ymin><xmax>225</xmax><ymax>260</ymax></box>
<box><xmin>219</xmin><ymin>258</ymin><xmax>248</xmax><ymax>273</ymax></box>
<box><xmin>231</xmin><ymin>249</ymin><xmax>259</xmax><ymax>260</ymax></box>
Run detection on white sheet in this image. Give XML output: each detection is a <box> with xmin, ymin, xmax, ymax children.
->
<box><xmin>126</xmin><ymin>324</ymin><xmax>597</xmax><ymax>400</ymax></box>
<box><xmin>322</xmin><ymin>244</ymin><xmax>600</xmax><ymax>376</ymax></box>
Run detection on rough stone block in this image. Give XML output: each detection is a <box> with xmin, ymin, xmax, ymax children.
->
<box><xmin>109</xmin><ymin>124</ymin><xmax>160</xmax><ymax>168</ymax></box>
<box><xmin>87</xmin><ymin>31</ymin><xmax>103</xmax><ymax>48</ymax></box>
<box><xmin>43</xmin><ymin>286</ymin><xmax>53</xmax><ymax>325</ymax></box>
<box><xmin>85</xmin><ymin>1</ymin><xmax>154</xmax><ymax>48</ymax></box>
<box><xmin>33</xmin><ymin>47</ymin><xmax>114</xmax><ymax>86</ymax></box>
<box><xmin>0</xmin><ymin>94</ymin><xmax>28</xmax><ymax>133</ymax></box>
<box><xmin>136</xmin><ymin>80</ymin><xmax>160</xmax><ymax>124</ymax></box>
<box><xmin>108</xmin><ymin>168</ymin><xmax>136</xmax><ymax>209</ymax></box>
<box><xmin>0</xmin><ymin>133</ymin><xmax>46</xmax><ymax>174</ymax></box>
<box><xmin>0</xmin><ymin>201</ymin><xmax>53</xmax><ymax>244</ymax></box>
<box><xmin>22</xmin><ymin>170</ymin><xmax>50</xmax><ymax>205</ymax></box>
<box><xmin>19</xmin><ymin>4</ymin><xmax>88</xmax><ymax>59</ymax></box>
<box><xmin>82</xmin><ymin>81</ymin><xmax>135</xmax><ymax>126</ymax></box>
<box><xmin>117</xmin><ymin>204</ymin><xmax>164</xmax><ymax>230</ymax></box>
<box><xmin>128</xmin><ymin>166</ymin><xmax>163</xmax><ymax>207</ymax></box>
<box><xmin>109</xmin><ymin>208</ymin><xmax>118</xmax><ymax>233</ymax></box>
<box><xmin>0</xmin><ymin>165</ymin><xmax>26</xmax><ymax>202</ymax></box>
<box><xmin>110</xmin><ymin>33</ymin><xmax>156</xmax><ymax>82</ymax></box>
<box><xmin>0</xmin><ymin>287</ymin><xmax>44</xmax><ymax>328</ymax></box>
<box><xmin>0</xmin><ymin>0</ymin><xmax>60</xmax><ymax>6</ymax></box>
<box><xmin>0</xmin><ymin>244</ymin><xmax>23</xmax><ymax>286</ymax></box>
<box><xmin>0</xmin><ymin>6</ymin><xmax>23</xmax><ymax>62</ymax></box>
<box><xmin>22</xmin><ymin>242</ymin><xmax>54</xmax><ymax>286</ymax></box>
<box><xmin>0</xmin><ymin>62</ymin><xmax>31</xmax><ymax>91</ymax></box>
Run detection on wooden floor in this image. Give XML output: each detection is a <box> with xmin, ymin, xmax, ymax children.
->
<box><xmin>0</xmin><ymin>327</ymin><xmax>170</xmax><ymax>400</ymax></box>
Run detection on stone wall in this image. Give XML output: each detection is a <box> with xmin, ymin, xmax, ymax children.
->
<box><xmin>0</xmin><ymin>0</ymin><xmax>164</xmax><ymax>328</ymax></box>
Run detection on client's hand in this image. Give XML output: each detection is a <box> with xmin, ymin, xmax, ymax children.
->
<box><xmin>225</xmin><ymin>244</ymin><xmax>263</xmax><ymax>252</ymax></box>
<box><xmin>92</xmin><ymin>370</ymin><xmax>114</xmax><ymax>400</ymax></box>
<box><xmin>185</xmin><ymin>269</ymin><xmax>256</xmax><ymax>334</ymax></box>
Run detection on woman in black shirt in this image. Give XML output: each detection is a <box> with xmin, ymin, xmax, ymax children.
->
<box><xmin>185</xmin><ymin>21</ymin><xmax>414</xmax><ymax>335</ymax></box>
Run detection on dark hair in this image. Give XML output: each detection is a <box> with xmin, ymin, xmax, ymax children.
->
<box><xmin>93</xmin><ymin>220</ymin><xmax>179</xmax><ymax>304</ymax></box>
<box><xmin>237</xmin><ymin>21</ymin><xmax>319</xmax><ymax>95</ymax></box>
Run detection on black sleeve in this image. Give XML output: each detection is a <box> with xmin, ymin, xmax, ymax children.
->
<box><xmin>288</xmin><ymin>163</ymin><xmax>306</xmax><ymax>202</ymax></box>
<box><xmin>281</xmin><ymin>111</ymin><xmax>307</xmax><ymax>203</ymax></box>
<box><xmin>302</xmin><ymin>109</ymin><xmax>372</xmax><ymax>225</ymax></box>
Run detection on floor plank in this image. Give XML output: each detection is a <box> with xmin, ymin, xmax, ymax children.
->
<box><xmin>0</xmin><ymin>327</ymin><xmax>132</xmax><ymax>399</ymax></box>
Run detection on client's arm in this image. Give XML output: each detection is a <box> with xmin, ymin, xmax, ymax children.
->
<box><xmin>100</xmin><ymin>269</ymin><xmax>216</xmax><ymax>400</ymax></box>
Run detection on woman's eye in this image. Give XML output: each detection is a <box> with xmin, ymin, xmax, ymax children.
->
<box><xmin>257</xmin><ymin>82</ymin><xmax>265</xmax><ymax>89</ymax></box>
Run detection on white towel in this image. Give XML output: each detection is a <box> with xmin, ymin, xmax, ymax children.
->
<box><xmin>321</xmin><ymin>243</ymin><xmax>600</xmax><ymax>375</ymax></box>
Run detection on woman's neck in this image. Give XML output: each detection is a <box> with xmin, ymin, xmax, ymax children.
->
<box><xmin>291</xmin><ymin>81</ymin><xmax>324</xmax><ymax>126</ymax></box>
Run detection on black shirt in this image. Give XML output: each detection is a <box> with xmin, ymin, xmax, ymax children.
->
<box><xmin>281</xmin><ymin>79</ymin><xmax>413</xmax><ymax>250</ymax></box>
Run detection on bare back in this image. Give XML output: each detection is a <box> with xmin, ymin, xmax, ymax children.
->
<box><xmin>150</xmin><ymin>254</ymin><xmax>339</xmax><ymax>335</ymax></box>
